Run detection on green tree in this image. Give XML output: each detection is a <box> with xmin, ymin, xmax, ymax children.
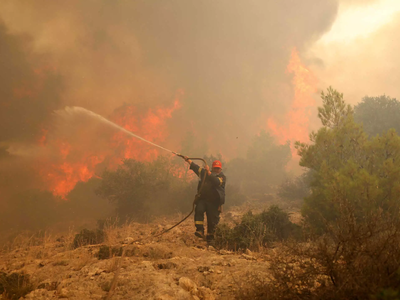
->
<box><xmin>295</xmin><ymin>87</ymin><xmax>400</xmax><ymax>231</ymax></box>
<box><xmin>354</xmin><ymin>95</ymin><xmax>400</xmax><ymax>137</ymax></box>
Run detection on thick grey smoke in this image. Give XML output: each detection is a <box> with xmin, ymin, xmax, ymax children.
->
<box><xmin>0</xmin><ymin>1</ymin><xmax>339</xmax><ymax>203</ymax></box>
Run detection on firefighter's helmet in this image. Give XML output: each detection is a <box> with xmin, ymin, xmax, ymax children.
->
<box><xmin>212</xmin><ymin>160</ymin><xmax>222</xmax><ymax>169</ymax></box>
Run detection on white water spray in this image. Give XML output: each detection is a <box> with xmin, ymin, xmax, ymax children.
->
<box><xmin>55</xmin><ymin>106</ymin><xmax>177</xmax><ymax>155</ymax></box>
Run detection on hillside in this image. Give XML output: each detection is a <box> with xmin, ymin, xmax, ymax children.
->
<box><xmin>0</xmin><ymin>202</ymin><xmax>297</xmax><ymax>300</ymax></box>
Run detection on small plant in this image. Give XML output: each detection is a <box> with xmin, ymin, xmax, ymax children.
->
<box><xmin>215</xmin><ymin>205</ymin><xmax>301</xmax><ymax>251</ymax></box>
<box><xmin>100</xmin><ymin>281</ymin><xmax>112</xmax><ymax>292</ymax></box>
<box><xmin>97</xmin><ymin>246</ymin><xmax>123</xmax><ymax>260</ymax></box>
<box><xmin>142</xmin><ymin>245</ymin><xmax>173</xmax><ymax>259</ymax></box>
<box><xmin>72</xmin><ymin>229</ymin><xmax>105</xmax><ymax>249</ymax></box>
<box><xmin>0</xmin><ymin>272</ymin><xmax>34</xmax><ymax>300</ymax></box>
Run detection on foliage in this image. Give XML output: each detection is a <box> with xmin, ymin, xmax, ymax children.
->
<box><xmin>278</xmin><ymin>171</ymin><xmax>312</xmax><ymax>202</ymax></box>
<box><xmin>237</xmin><ymin>199</ymin><xmax>400</xmax><ymax>300</ymax></box>
<box><xmin>96</xmin><ymin>156</ymin><xmax>196</xmax><ymax>221</ymax></box>
<box><xmin>215</xmin><ymin>205</ymin><xmax>300</xmax><ymax>251</ymax></box>
<box><xmin>354</xmin><ymin>95</ymin><xmax>400</xmax><ymax>137</ymax></box>
<box><xmin>0</xmin><ymin>272</ymin><xmax>33</xmax><ymax>300</ymax></box>
<box><xmin>227</xmin><ymin>130</ymin><xmax>291</xmax><ymax>195</ymax></box>
<box><xmin>72</xmin><ymin>229</ymin><xmax>105</xmax><ymax>249</ymax></box>
<box><xmin>98</xmin><ymin>246</ymin><xmax>123</xmax><ymax>260</ymax></box>
<box><xmin>295</xmin><ymin>87</ymin><xmax>400</xmax><ymax>232</ymax></box>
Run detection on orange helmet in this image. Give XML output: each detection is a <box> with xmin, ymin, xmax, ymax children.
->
<box><xmin>212</xmin><ymin>160</ymin><xmax>222</xmax><ymax>169</ymax></box>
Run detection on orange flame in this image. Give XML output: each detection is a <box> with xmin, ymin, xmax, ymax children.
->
<box><xmin>38</xmin><ymin>90</ymin><xmax>183</xmax><ymax>199</ymax></box>
<box><xmin>267</xmin><ymin>48</ymin><xmax>318</xmax><ymax>157</ymax></box>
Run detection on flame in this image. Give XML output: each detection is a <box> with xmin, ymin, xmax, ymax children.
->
<box><xmin>267</xmin><ymin>48</ymin><xmax>318</xmax><ymax>157</ymax></box>
<box><xmin>38</xmin><ymin>90</ymin><xmax>183</xmax><ymax>199</ymax></box>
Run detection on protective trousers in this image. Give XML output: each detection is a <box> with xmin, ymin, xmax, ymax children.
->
<box><xmin>194</xmin><ymin>199</ymin><xmax>220</xmax><ymax>240</ymax></box>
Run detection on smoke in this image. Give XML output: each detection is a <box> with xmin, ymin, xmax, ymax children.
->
<box><xmin>0</xmin><ymin>1</ymin><xmax>342</xmax><ymax>213</ymax></box>
<box><xmin>308</xmin><ymin>8</ymin><xmax>400</xmax><ymax>105</ymax></box>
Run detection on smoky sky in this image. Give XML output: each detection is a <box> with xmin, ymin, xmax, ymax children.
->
<box><xmin>0</xmin><ymin>0</ymin><xmax>341</xmax><ymax>200</ymax></box>
<box><xmin>0</xmin><ymin>1</ymin><xmax>338</xmax><ymax>151</ymax></box>
<box><xmin>309</xmin><ymin>9</ymin><xmax>400</xmax><ymax>107</ymax></box>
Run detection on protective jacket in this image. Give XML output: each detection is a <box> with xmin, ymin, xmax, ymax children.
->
<box><xmin>190</xmin><ymin>162</ymin><xmax>226</xmax><ymax>205</ymax></box>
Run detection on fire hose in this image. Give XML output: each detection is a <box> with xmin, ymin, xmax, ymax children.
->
<box><xmin>61</xmin><ymin>107</ymin><xmax>214</xmax><ymax>299</ymax></box>
<box><xmin>106</xmin><ymin>156</ymin><xmax>207</xmax><ymax>300</ymax></box>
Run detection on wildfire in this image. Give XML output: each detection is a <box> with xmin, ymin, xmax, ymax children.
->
<box><xmin>38</xmin><ymin>90</ymin><xmax>183</xmax><ymax>199</ymax></box>
<box><xmin>267</xmin><ymin>48</ymin><xmax>318</xmax><ymax>157</ymax></box>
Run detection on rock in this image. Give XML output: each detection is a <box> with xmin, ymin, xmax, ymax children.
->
<box><xmin>176</xmin><ymin>289</ymin><xmax>193</xmax><ymax>300</ymax></box>
<box><xmin>245</xmin><ymin>249</ymin><xmax>253</xmax><ymax>256</ymax></box>
<box><xmin>38</xmin><ymin>261</ymin><xmax>46</xmax><ymax>268</ymax></box>
<box><xmin>156</xmin><ymin>295</ymin><xmax>176</xmax><ymax>300</ymax></box>
<box><xmin>124</xmin><ymin>237</ymin><xmax>135</xmax><ymax>244</ymax></box>
<box><xmin>241</xmin><ymin>254</ymin><xmax>256</xmax><ymax>260</ymax></box>
<box><xmin>155</xmin><ymin>262</ymin><xmax>178</xmax><ymax>270</ymax></box>
<box><xmin>141</xmin><ymin>261</ymin><xmax>155</xmax><ymax>270</ymax></box>
<box><xmin>208</xmin><ymin>245</ymin><xmax>216</xmax><ymax>251</ymax></box>
<box><xmin>216</xmin><ymin>270</ymin><xmax>222</xmax><ymax>274</ymax></box>
<box><xmin>197</xmin><ymin>266</ymin><xmax>210</xmax><ymax>272</ymax></box>
<box><xmin>219</xmin><ymin>250</ymin><xmax>232</xmax><ymax>255</ymax></box>
<box><xmin>58</xmin><ymin>288</ymin><xmax>69</xmax><ymax>298</ymax></box>
<box><xmin>37</xmin><ymin>280</ymin><xmax>59</xmax><ymax>291</ymax></box>
<box><xmin>24</xmin><ymin>289</ymin><xmax>56</xmax><ymax>299</ymax></box>
<box><xmin>197</xmin><ymin>287</ymin><xmax>215</xmax><ymax>300</ymax></box>
<box><xmin>179</xmin><ymin>277</ymin><xmax>197</xmax><ymax>292</ymax></box>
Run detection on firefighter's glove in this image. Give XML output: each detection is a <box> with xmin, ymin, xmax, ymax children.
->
<box><xmin>182</xmin><ymin>155</ymin><xmax>189</xmax><ymax>162</ymax></box>
<box><xmin>204</xmin><ymin>165</ymin><xmax>211</xmax><ymax>175</ymax></box>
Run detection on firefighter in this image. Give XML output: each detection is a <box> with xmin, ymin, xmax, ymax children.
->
<box><xmin>182</xmin><ymin>156</ymin><xmax>226</xmax><ymax>243</ymax></box>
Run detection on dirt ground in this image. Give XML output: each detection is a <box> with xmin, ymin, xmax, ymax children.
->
<box><xmin>0</xmin><ymin>204</ymin><xmax>291</xmax><ymax>299</ymax></box>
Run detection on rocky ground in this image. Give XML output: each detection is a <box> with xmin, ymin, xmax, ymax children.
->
<box><xmin>0</xmin><ymin>205</ymin><xmax>291</xmax><ymax>300</ymax></box>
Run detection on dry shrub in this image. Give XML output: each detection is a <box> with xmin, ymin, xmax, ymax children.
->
<box><xmin>215</xmin><ymin>206</ymin><xmax>301</xmax><ymax>251</ymax></box>
<box><xmin>105</xmin><ymin>257</ymin><xmax>120</xmax><ymax>273</ymax></box>
<box><xmin>97</xmin><ymin>246</ymin><xmax>123</xmax><ymax>260</ymax></box>
<box><xmin>73</xmin><ymin>251</ymin><xmax>93</xmax><ymax>271</ymax></box>
<box><xmin>72</xmin><ymin>229</ymin><xmax>105</xmax><ymax>249</ymax></box>
<box><xmin>2</xmin><ymin>230</ymin><xmax>53</xmax><ymax>253</ymax></box>
<box><xmin>0</xmin><ymin>272</ymin><xmax>34</xmax><ymax>300</ymax></box>
<box><xmin>143</xmin><ymin>244</ymin><xmax>173</xmax><ymax>260</ymax></box>
<box><xmin>237</xmin><ymin>201</ymin><xmax>400</xmax><ymax>299</ymax></box>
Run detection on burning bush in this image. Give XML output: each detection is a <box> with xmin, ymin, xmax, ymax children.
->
<box><xmin>214</xmin><ymin>205</ymin><xmax>300</xmax><ymax>251</ymax></box>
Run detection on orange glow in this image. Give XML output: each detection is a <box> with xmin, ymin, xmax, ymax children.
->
<box><xmin>38</xmin><ymin>128</ymin><xmax>48</xmax><ymax>146</ymax></box>
<box><xmin>267</xmin><ymin>48</ymin><xmax>318</xmax><ymax>157</ymax></box>
<box><xmin>39</xmin><ymin>90</ymin><xmax>184</xmax><ymax>199</ymax></box>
